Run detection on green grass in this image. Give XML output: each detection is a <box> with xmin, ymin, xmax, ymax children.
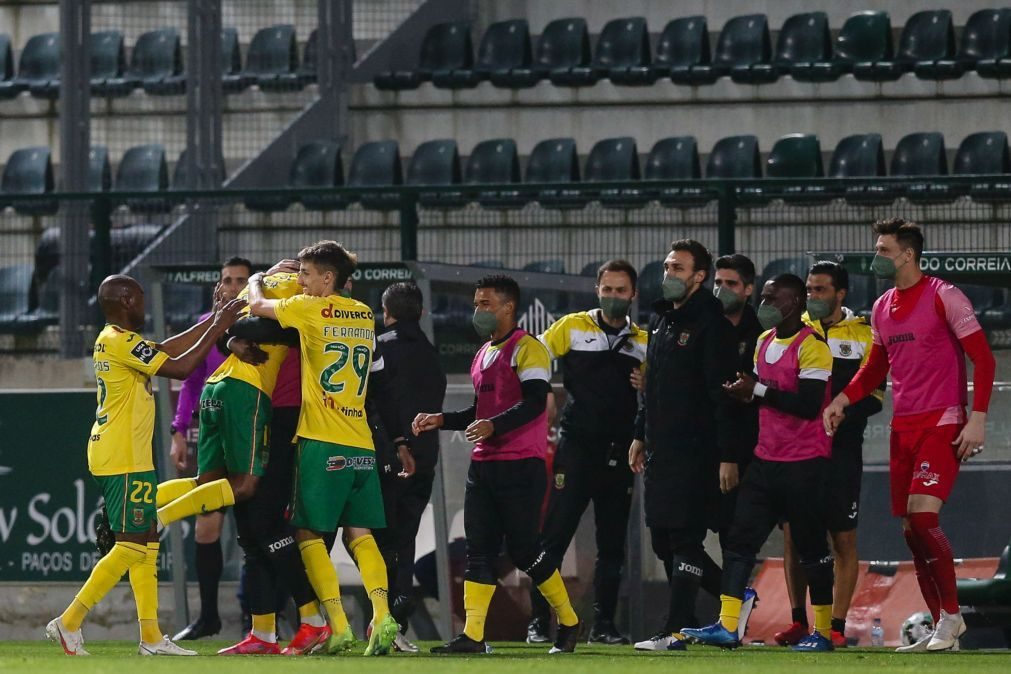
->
<box><xmin>3</xmin><ymin>640</ymin><xmax>1010</xmax><ymax>674</ymax></box>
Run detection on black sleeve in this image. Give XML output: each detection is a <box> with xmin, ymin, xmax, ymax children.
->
<box><xmin>228</xmin><ymin>316</ymin><xmax>300</xmax><ymax>346</ymax></box>
<box><xmin>489</xmin><ymin>379</ymin><xmax>550</xmax><ymax>436</ymax></box>
<box><xmin>442</xmin><ymin>398</ymin><xmax>477</xmax><ymax>431</ymax></box>
<box><xmin>705</xmin><ymin>316</ymin><xmax>743</xmax><ymax>462</ymax></box>
<box><xmin>846</xmin><ymin>386</ymin><xmax>884</xmax><ymax>421</ymax></box>
<box><xmin>372</xmin><ymin>347</ymin><xmax>410</xmax><ymax>443</ymax></box>
<box><xmin>762</xmin><ymin>378</ymin><xmax>828</xmax><ymax>420</ymax></box>
<box><xmin>216</xmin><ymin>333</ymin><xmax>232</xmax><ymax>357</ymax></box>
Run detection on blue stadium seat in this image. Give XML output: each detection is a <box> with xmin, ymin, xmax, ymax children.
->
<box><xmin>0</xmin><ymin>34</ymin><xmax>16</xmax><ymax>99</ymax></box>
<box><xmin>954</xmin><ymin>131</ymin><xmax>1011</xmax><ymax>203</ymax></box>
<box><xmin>526</xmin><ymin>138</ymin><xmax>584</xmax><ymax>209</ymax></box>
<box><xmin>585</xmin><ymin>137</ymin><xmax>648</xmax><ymax>208</ymax></box>
<box><xmin>407</xmin><ymin>139</ymin><xmax>466</xmax><ymax>208</ymax></box>
<box><xmin>829</xmin><ymin>133</ymin><xmax>892</xmax><ymax>205</ymax></box>
<box><xmin>221</xmin><ymin>27</ymin><xmax>249</xmax><ymax>94</ymax></box>
<box><xmin>464</xmin><ymin>138</ymin><xmax>525</xmax><ymax>209</ymax></box>
<box><xmin>1</xmin><ymin>147</ymin><xmax>58</xmax><ymax>215</ymax></box>
<box><xmin>116</xmin><ymin>144</ymin><xmax>170</xmax><ymax>213</ymax></box>
<box><xmin>832</xmin><ymin>11</ymin><xmax>893</xmax><ymax>79</ymax></box>
<box><xmin>854</xmin><ymin>10</ymin><xmax>954</xmax><ymax>82</ymax></box>
<box><xmin>245</xmin><ymin>24</ymin><xmax>303</xmax><ymax>92</ymax></box>
<box><xmin>658</xmin><ymin>17</ymin><xmax>711</xmax><ymax>83</ymax></box>
<box><xmin>920</xmin><ymin>9</ymin><xmax>1011</xmax><ymax>80</ymax></box>
<box><xmin>773</xmin><ymin>12</ymin><xmax>837</xmax><ymax>83</ymax></box>
<box><xmin>347</xmin><ymin>140</ymin><xmax>403</xmax><ymax>211</ymax></box>
<box><xmin>890</xmin><ymin>132</ymin><xmax>958</xmax><ymax>203</ymax></box>
<box><xmin>89</xmin><ymin>30</ymin><xmax>126</xmax><ymax>96</ymax></box>
<box><xmin>374</xmin><ymin>22</ymin><xmax>474</xmax><ymax>90</ymax></box>
<box><xmin>644</xmin><ymin>136</ymin><xmax>710</xmax><ymax>206</ymax></box>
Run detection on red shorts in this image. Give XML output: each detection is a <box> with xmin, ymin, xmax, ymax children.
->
<box><xmin>889</xmin><ymin>424</ymin><xmax>962</xmax><ymax>516</ymax></box>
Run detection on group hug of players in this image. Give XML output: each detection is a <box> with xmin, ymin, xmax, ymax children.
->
<box><xmin>46</xmin><ymin>216</ymin><xmax>995</xmax><ymax>657</ymax></box>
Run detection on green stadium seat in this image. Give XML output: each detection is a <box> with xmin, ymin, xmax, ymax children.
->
<box><xmin>725</xmin><ymin>15</ymin><xmax>776</xmax><ymax>84</ymax></box>
<box><xmin>221</xmin><ymin>27</ymin><xmax>249</xmax><ymax>94</ymax></box>
<box><xmin>347</xmin><ymin>140</ymin><xmax>402</xmax><ymax>211</ymax></box>
<box><xmin>832</xmin><ymin>11</ymin><xmax>893</xmax><ymax>79</ymax></box>
<box><xmin>526</xmin><ymin>137</ymin><xmax>585</xmax><ymax>209</ymax></box>
<box><xmin>905</xmin><ymin>10</ymin><xmax>960</xmax><ymax>80</ymax></box>
<box><xmin>523</xmin><ymin>260</ymin><xmax>565</xmax><ymax>274</ymax></box>
<box><xmin>585</xmin><ymin>137</ymin><xmax>648</xmax><ymax>208</ymax></box>
<box><xmin>983</xmin><ymin>290</ymin><xmax>1011</xmax><ymax>329</ymax></box>
<box><xmin>923</xmin><ymin>9</ymin><xmax>1011</xmax><ymax>80</ymax></box>
<box><xmin>707</xmin><ymin>135</ymin><xmax>761</xmax><ymax>178</ymax></box>
<box><xmin>773</xmin><ymin>12</ymin><xmax>837</xmax><ymax>83</ymax></box>
<box><xmin>580</xmin><ymin>260</ymin><xmax>606</xmax><ymax>277</ymax></box>
<box><xmin>1</xmin><ymin>147</ymin><xmax>57</xmax><ymax>216</ymax></box>
<box><xmin>637</xmin><ymin>260</ymin><xmax>664</xmax><ymax>320</ymax></box>
<box><xmin>644</xmin><ymin>136</ymin><xmax>710</xmax><ymax>206</ymax></box>
<box><xmin>541</xmin><ymin>18</ymin><xmax>594</xmax><ymax>87</ymax></box>
<box><xmin>763</xmin><ymin>133</ymin><xmax>831</xmax><ymax>204</ymax></box>
<box><xmin>954</xmin><ymin>131</ymin><xmax>1011</xmax><ymax>203</ymax></box>
<box><xmin>170</xmin><ymin>149</ymin><xmax>226</xmax><ymax>189</ymax></box>
<box><xmin>854</xmin><ymin>10</ymin><xmax>954</xmax><ymax>82</ymax></box>
<box><xmin>89</xmin><ymin>30</ymin><xmax>127</xmax><ymax>96</ymax></box>
<box><xmin>451</xmin><ymin>19</ymin><xmax>531</xmax><ymax>88</ymax></box>
<box><xmin>374</xmin><ymin>22</ymin><xmax>474</xmax><ymax>90</ymax></box>
<box><xmin>464</xmin><ymin>138</ymin><xmax>525</xmax><ymax>209</ymax></box>
<box><xmin>891</xmin><ymin>131</ymin><xmax>960</xmax><ymax>203</ymax></box>
<box><xmin>89</xmin><ymin>146</ymin><xmax>112</xmax><ymax>192</ymax></box>
<box><xmin>136</xmin><ymin>28</ymin><xmax>185</xmax><ymax>96</ymax></box>
<box><xmin>0</xmin><ymin>34</ymin><xmax>17</xmax><ymax>99</ymax></box>
<box><xmin>596</xmin><ymin>18</ymin><xmax>654</xmax><ymax>86</ymax></box>
<box><xmin>407</xmin><ymin>139</ymin><xmax>466</xmax><ymax>208</ymax></box>
<box><xmin>290</xmin><ymin>140</ymin><xmax>344</xmax><ymax>211</ymax></box>
<box><xmin>829</xmin><ymin>133</ymin><xmax>892</xmax><ymax>205</ymax></box>
<box><xmin>957</xmin><ymin>540</ymin><xmax>1011</xmax><ymax>608</ymax></box>
<box><xmin>658</xmin><ymin>17</ymin><xmax>711</xmax><ymax>83</ymax></box>
<box><xmin>112</xmin><ymin>223</ymin><xmax>161</xmax><ymax>270</ymax></box>
<box><xmin>19</xmin><ymin>33</ymin><xmax>61</xmax><ymax>100</ymax></box>
<box><xmin>245</xmin><ymin>24</ymin><xmax>303</xmax><ymax>92</ymax></box>
<box><xmin>116</xmin><ymin>144</ymin><xmax>170</xmax><ymax>213</ymax></box>
<box><xmin>0</xmin><ymin>265</ymin><xmax>34</xmax><ymax>331</ymax></box>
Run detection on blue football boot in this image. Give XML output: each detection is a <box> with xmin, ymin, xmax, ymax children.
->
<box><xmin>792</xmin><ymin>631</ymin><xmax>834</xmax><ymax>652</ymax></box>
<box><xmin>679</xmin><ymin>622</ymin><xmax>740</xmax><ymax>649</ymax></box>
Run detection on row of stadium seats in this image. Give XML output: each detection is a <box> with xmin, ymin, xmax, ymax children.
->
<box><xmin>374</xmin><ymin>9</ymin><xmax>1011</xmax><ymax>91</ymax></box>
<box><xmin>236</xmin><ymin>130</ymin><xmax>1011</xmax><ymax>213</ymax></box>
<box><xmin>0</xmin><ymin>24</ymin><xmax>319</xmax><ymax>100</ymax></box>
<box><xmin>0</xmin><ymin>144</ymin><xmax>223</xmax><ymax>215</ymax></box>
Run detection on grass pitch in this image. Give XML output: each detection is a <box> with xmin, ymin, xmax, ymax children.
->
<box><xmin>3</xmin><ymin>640</ymin><xmax>1010</xmax><ymax>674</ymax></box>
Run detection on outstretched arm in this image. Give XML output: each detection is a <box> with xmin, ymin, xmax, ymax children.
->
<box><xmin>156</xmin><ymin>299</ymin><xmax>245</xmax><ymax>380</ymax></box>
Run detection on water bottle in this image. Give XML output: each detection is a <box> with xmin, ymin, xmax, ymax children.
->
<box><xmin>870</xmin><ymin>618</ymin><xmax>885</xmax><ymax>647</ymax></box>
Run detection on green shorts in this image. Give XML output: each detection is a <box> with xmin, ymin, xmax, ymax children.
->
<box><xmin>197</xmin><ymin>378</ymin><xmax>271</xmax><ymax>478</ymax></box>
<box><xmin>291</xmin><ymin>439</ymin><xmax>386</xmax><ymax>533</ymax></box>
<box><xmin>94</xmin><ymin>470</ymin><xmax>158</xmax><ymax>534</ymax></box>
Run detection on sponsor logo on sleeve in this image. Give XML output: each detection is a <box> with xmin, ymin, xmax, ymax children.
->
<box><xmin>130</xmin><ymin>341</ymin><xmax>157</xmax><ymax>364</ymax></box>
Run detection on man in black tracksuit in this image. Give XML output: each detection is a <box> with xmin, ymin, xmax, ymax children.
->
<box><xmin>526</xmin><ymin>260</ymin><xmax>648</xmax><ymax>645</ymax></box>
<box><xmin>370</xmin><ymin>282</ymin><xmax>447</xmax><ymax>651</ymax></box>
<box><xmin>628</xmin><ymin>239</ymin><xmax>739</xmax><ymax>652</ymax></box>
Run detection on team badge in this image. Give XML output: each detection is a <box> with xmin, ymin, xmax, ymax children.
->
<box><xmin>132</xmin><ymin>508</ymin><xmax>145</xmax><ymax>526</ymax></box>
<box><xmin>677</xmin><ymin>330</ymin><xmax>691</xmax><ymax>346</ymax></box>
<box><xmin>738</xmin><ymin>341</ymin><xmax>747</xmax><ymax>356</ymax></box>
<box><xmin>554</xmin><ymin>473</ymin><xmax>566</xmax><ymax>490</ymax></box>
<box><xmin>839</xmin><ymin>342</ymin><xmax>853</xmax><ymax>357</ymax></box>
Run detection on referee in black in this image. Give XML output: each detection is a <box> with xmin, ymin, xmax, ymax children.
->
<box><xmin>371</xmin><ymin>282</ymin><xmax>447</xmax><ymax>652</ymax></box>
<box><xmin>628</xmin><ymin>239</ymin><xmax>738</xmax><ymax>651</ymax></box>
<box><xmin>526</xmin><ymin>260</ymin><xmax>647</xmax><ymax>645</ymax></box>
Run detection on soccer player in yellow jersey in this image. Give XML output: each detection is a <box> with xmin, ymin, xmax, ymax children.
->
<box><xmin>247</xmin><ymin>241</ymin><xmax>399</xmax><ymax>657</ymax></box>
<box><xmin>46</xmin><ymin>275</ymin><xmax>245</xmax><ymax>656</ymax></box>
<box><xmin>156</xmin><ymin>267</ymin><xmax>331</xmax><ymax>655</ymax></box>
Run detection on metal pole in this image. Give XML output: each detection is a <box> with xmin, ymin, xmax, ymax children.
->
<box><xmin>59</xmin><ymin>0</ymin><xmax>90</xmax><ymax>358</ymax></box>
<box><xmin>717</xmin><ymin>182</ymin><xmax>737</xmax><ymax>255</ymax></box>
<box><xmin>400</xmin><ymin>195</ymin><xmax>419</xmax><ymax>262</ymax></box>
<box><xmin>318</xmin><ymin>0</ymin><xmax>352</xmax><ymax>145</ymax></box>
<box><xmin>187</xmin><ymin>0</ymin><xmax>223</xmax><ymax>261</ymax></box>
<box><xmin>89</xmin><ymin>197</ymin><xmax>112</xmax><ymax>323</ymax></box>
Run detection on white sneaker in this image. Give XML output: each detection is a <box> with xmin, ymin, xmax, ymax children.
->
<box><xmin>926</xmin><ymin>610</ymin><xmax>966</xmax><ymax>651</ymax></box>
<box><xmin>393</xmin><ymin>632</ymin><xmax>419</xmax><ymax>653</ymax></box>
<box><xmin>139</xmin><ymin>635</ymin><xmax>198</xmax><ymax>656</ymax></box>
<box><xmin>46</xmin><ymin>617</ymin><xmax>90</xmax><ymax>656</ymax></box>
<box><xmin>633</xmin><ymin>632</ymin><xmax>677</xmax><ymax>651</ymax></box>
<box><xmin>895</xmin><ymin>631</ymin><xmax>933</xmax><ymax>653</ymax></box>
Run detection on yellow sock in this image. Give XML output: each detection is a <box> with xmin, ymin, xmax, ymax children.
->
<box><xmin>812</xmin><ymin>604</ymin><xmax>832</xmax><ymax>638</ymax></box>
<box><xmin>251</xmin><ymin>613</ymin><xmax>277</xmax><ymax>643</ymax></box>
<box><xmin>129</xmin><ymin>542</ymin><xmax>162</xmax><ymax>643</ymax></box>
<box><xmin>156</xmin><ymin>478</ymin><xmax>234</xmax><ymax>526</ymax></box>
<box><xmin>462</xmin><ymin>580</ymin><xmax>496</xmax><ymax>642</ymax></box>
<box><xmin>348</xmin><ymin>534</ymin><xmax>390</xmax><ymax>623</ymax></box>
<box><xmin>62</xmin><ymin>542</ymin><xmax>147</xmax><ymax>631</ymax></box>
<box><xmin>155</xmin><ymin>478</ymin><xmax>198</xmax><ymax>508</ymax></box>
<box><xmin>536</xmin><ymin>570</ymin><xmax>578</xmax><ymax>627</ymax></box>
<box><xmin>298</xmin><ymin>538</ymin><xmax>349</xmax><ymax>634</ymax></box>
<box><xmin>298</xmin><ymin>600</ymin><xmax>325</xmax><ymax>627</ymax></box>
<box><xmin>719</xmin><ymin>594</ymin><xmax>743</xmax><ymax>633</ymax></box>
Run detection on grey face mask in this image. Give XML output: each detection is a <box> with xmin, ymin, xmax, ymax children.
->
<box><xmin>599</xmin><ymin>296</ymin><xmax>631</xmax><ymax>320</ymax></box>
<box><xmin>806</xmin><ymin>298</ymin><xmax>835</xmax><ymax>321</ymax></box>
<box><xmin>757</xmin><ymin>304</ymin><xmax>785</xmax><ymax>330</ymax></box>
<box><xmin>472</xmin><ymin>309</ymin><xmax>498</xmax><ymax>338</ymax></box>
<box><xmin>870</xmin><ymin>253</ymin><xmax>906</xmax><ymax>280</ymax></box>
<box><xmin>714</xmin><ymin>286</ymin><xmax>744</xmax><ymax>314</ymax></box>
<box><xmin>662</xmin><ymin>276</ymin><xmax>687</xmax><ymax>302</ymax></box>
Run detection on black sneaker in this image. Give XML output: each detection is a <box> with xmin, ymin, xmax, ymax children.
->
<box><xmin>549</xmin><ymin>620</ymin><xmax>581</xmax><ymax>654</ymax></box>
<box><xmin>172</xmin><ymin>615</ymin><xmax>222</xmax><ymax>641</ymax></box>
<box><xmin>587</xmin><ymin>619</ymin><xmax>630</xmax><ymax>645</ymax></box>
<box><xmin>431</xmin><ymin>633</ymin><xmax>491</xmax><ymax>654</ymax></box>
<box><xmin>95</xmin><ymin>509</ymin><xmax>115</xmax><ymax>557</ymax></box>
<box><xmin>526</xmin><ymin>616</ymin><xmax>551</xmax><ymax>644</ymax></box>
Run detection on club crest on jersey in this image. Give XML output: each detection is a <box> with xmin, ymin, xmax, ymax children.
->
<box><xmin>677</xmin><ymin>330</ymin><xmax>691</xmax><ymax>346</ymax></box>
<box><xmin>839</xmin><ymin>342</ymin><xmax>853</xmax><ymax>357</ymax></box>
<box><xmin>554</xmin><ymin>473</ymin><xmax>566</xmax><ymax>490</ymax></box>
<box><xmin>132</xmin><ymin>508</ymin><xmax>145</xmax><ymax>526</ymax></box>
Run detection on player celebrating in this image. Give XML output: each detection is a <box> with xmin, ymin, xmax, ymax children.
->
<box><xmin>46</xmin><ymin>275</ymin><xmax>244</xmax><ymax>656</ymax></box>
<box><xmin>412</xmin><ymin>275</ymin><xmax>581</xmax><ymax>655</ymax></box>
<box><xmin>823</xmin><ymin>218</ymin><xmax>996</xmax><ymax>652</ymax></box>
<box><xmin>247</xmin><ymin>241</ymin><xmax>399</xmax><ymax>657</ymax></box>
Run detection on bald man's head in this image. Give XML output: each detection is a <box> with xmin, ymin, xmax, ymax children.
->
<box><xmin>98</xmin><ymin>275</ymin><xmax>145</xmax><ymax>329</ymax></box>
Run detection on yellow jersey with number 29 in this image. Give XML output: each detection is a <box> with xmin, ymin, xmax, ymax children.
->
<box><xmin>88</xmin><ymin>324</ymin><xmax>170</xmax><ymax>476</ymax></box>
<box><xmin>274</xmin><ymin>293</ymin><xmax>375</xmax><ymax>451</ymax></box>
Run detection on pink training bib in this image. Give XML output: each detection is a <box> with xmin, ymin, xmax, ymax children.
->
<box><xmin>469</xmin><ymin>330</ymin><xmax>548</xmax><ymax>462</ymax></box>
<box><xmin>754</xmin><ymin>326</ymin><xmax>832</xmax><ymax>462</ymax></box>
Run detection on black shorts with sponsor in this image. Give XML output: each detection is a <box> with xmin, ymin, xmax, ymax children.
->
<box><xmin>825</xmin><ymin>438</ymin><xmax>863</xmax><ymax>532</ymax></box>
